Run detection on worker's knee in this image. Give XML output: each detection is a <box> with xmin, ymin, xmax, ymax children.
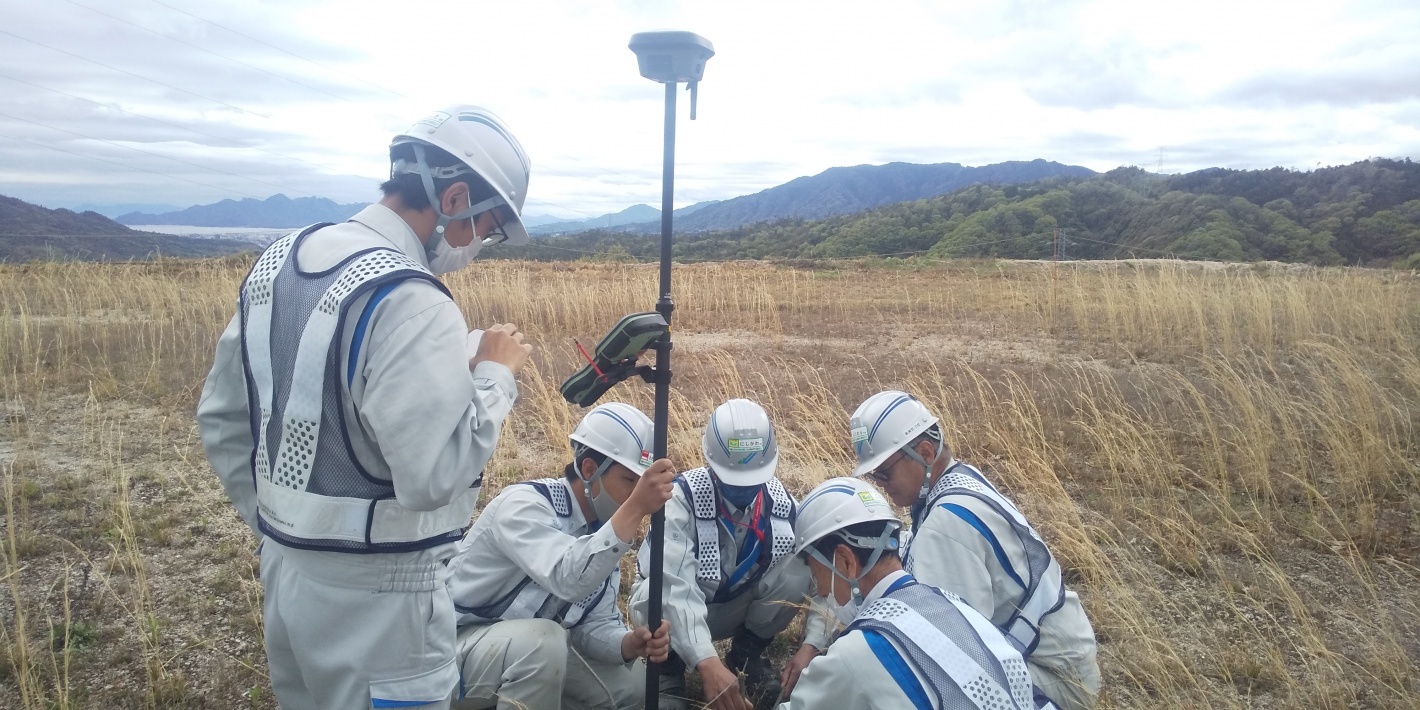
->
<box><xmin>504</xmin><ymin>618</ymin><xmax>569</xmax><ymax>669</ymax></box>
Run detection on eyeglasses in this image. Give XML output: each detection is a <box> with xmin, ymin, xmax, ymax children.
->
<box><xmin>866</xmin><ymin>452</ymin><xmax>904</xmax><ymax>483</ymax></box>
<box><xmin>480</xmin><ymin>206</ymin><xmax>511</xmax><ymax>246</ymax></box>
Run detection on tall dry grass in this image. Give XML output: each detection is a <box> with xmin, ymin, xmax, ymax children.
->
<box><xmin>1</xmin><ymin>256</ymin><xmax>1417</xmax><ymax>708</ymax></box>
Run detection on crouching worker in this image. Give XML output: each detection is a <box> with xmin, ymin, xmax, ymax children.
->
<box><xmin>780</xmin><ymin>477</ymin><xmax>1052</xmax><ymax>709</ymax></box>
<box><xmin>630</xmin><ymin>399</ymin><xmax>812</xmax><ymax>710</ymax></box>
<box><xmin>446</xmin><ymin>402</ymin><xmax>676</xmax><ymax>709</ymax></box>
<box><xmin>844</xmin><ymin>391</ymin><xmax>1099</xmax><ymax>709</ymax></box>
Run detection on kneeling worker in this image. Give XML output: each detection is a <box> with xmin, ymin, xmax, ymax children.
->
<box><xmin>630</xmin><ymin>398</ymin><xmax>811</xmax><ymax>710</ymax></box>
<box><xmin>781</xmin><ymin>477</ymin><xmax>1052</xmax><ymax>710</ymax></box>
<box><xmin>446</xmin><ymin>402</ymin><xmax>676</xmax><ymax>709</ymax></box>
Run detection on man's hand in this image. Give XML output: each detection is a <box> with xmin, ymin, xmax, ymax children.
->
<box><xmin>779</xmin><ymin>643</ymin><xmax>819</xmax><ymax>700</ymax></box>
<box><xmin>607</xmin><ymin>458</ymin><xmax>675</xmax><ymax>542</ymax></box>
<box><xmin>470</xmin><ymin>323</ymin><xmax>531</xmax><ymax>375</ymax></box>
<box><xmin>620</xmin><ymin>620</ymin><xmax>671</xmax><ymax>662</ymax></box>
<box><xmin>696</xmin><ymin>657</ymin><xmax>752</xmax><ymax>710</ymax></box>
<box><xmin>623</xmin><ymin>458</ymin><xmax>676</xmax><ymax>518</ymax></box>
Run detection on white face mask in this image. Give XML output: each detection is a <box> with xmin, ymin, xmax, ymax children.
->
<box><xmin>589</xmin><ymin>479</ymin><xmax>620</xmax><ymax>524</ymax></box>
<box><xmin>426</xmin><ymin>229</ymin><xmax>481</xmax><ymax>274</ymax></box>
<box><xmin>819</xmin><ymin>553</ymin><xmax>862</xmax><ymax>626</ymax></box>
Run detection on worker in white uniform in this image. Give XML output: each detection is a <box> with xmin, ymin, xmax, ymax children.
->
<box><xmin>445</xmin><ymin>402</ymin><xmax>676</xmax><ymax>709</ymax></box>
<box><xmin>806</xmin><ymin>391</ymin><xmax>1100</xmax><ymax>709</ymax></box>
<box><xmin>778</xmin><ymin>477</ymin><xmax>1052</xmax><ymax>710</ymax></box>
<box><xmin>197</xmin><ymin>105</ymin><xmax>534</xmax><ymax>710</ymax></box>
<box><xmin>628</xmin><ymin>399</ymin><xmax>812</xmax><ymax>710</ymax></box>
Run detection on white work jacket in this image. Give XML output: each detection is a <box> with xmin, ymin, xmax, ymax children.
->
<box><xmin>445</xmin><ymin>476</ymin><xmax>634</xmax><ymax>664</ymax></box>
<box><xmin>908</xmin><ymin>462</ymin><xmax>1097</xmax><ymax>690</ymax></box>
<box><xmin>782</xmin><ymin>571</ymin><xmax>1044</xmax><ymax>710</ymax></box>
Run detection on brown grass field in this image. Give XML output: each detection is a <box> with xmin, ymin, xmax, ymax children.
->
<box><xmin>2</xmin><ymin>256</ymin><xmax>1418</xmax><ymax>708</ymax></box>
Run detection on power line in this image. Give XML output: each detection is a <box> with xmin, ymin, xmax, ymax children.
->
<box><xmin>0</xmin><ymin>72</ymin><xmax>380</xmax><ymax>186</ymax></box>
<box><xmin>0</xmin><ymin>111</ymin><xmax>324</xmax><ymax>198</ymax></box>
<box><xmin>0</xmin><ymin>134</ymin><xmax>269</xmax><ymax>200</ymax></box>
<box><xmin>144</xmin><ymin>0</ymin><xmax>407</xmax><ymax>100</ymax></box>
<box><xmin>60</xmin><ymin>0</ymin><xmax>405</xmax><ymax>122</ymax></box>
<box><xmin>0</xmin><ymin>28</ymin><xmax>272</xmax><ymax>120</ymax></box>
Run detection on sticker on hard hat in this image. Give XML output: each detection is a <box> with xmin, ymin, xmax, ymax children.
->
<box><xmin>858</xmin><ymin>490</ymin><xmax>887</xmax><ymax>507</ymax></box>
<box><xmin>411</xmin><ymin>111</ymin><xmax>451</xmax><ymax>132</ymax></box>
<box><xmin>639</xmin><ymin>451</ymin><xmax>653</xmax><ymax>467</ymax></box>
<box><xmin>726</xmin><ymin>437</ymin><xmax>765</xmax><ymax>453</ymax></box>
<box><xmin>849</xmin><ymin>425</ymin><xmax>869</xmax><ymax>444</ymax></box>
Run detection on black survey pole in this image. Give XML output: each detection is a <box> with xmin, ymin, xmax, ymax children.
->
<box><xmin>645</xmin><ymin>77</ymin><xmax>676</xmax><ymax>710</ymax></box>
<box><xmin>629</xmin><ymin>31</ymin><xmax>713</xmax><ymax>710</ymax></box>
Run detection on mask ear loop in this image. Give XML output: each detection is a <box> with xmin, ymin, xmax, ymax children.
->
<box><xmin>809</xmin><ymin>526</ymin><xmax>898</xmax><ymax>604</ymax></box>
<box><xmin>409</xmin><ymin>143</ymin><xmax>507</xmax><ymax>259</ymax></box>
<box><xmin>576</xmin><ymin>446</ymin><xmax>617</xmax><ymax>518</ymax></box>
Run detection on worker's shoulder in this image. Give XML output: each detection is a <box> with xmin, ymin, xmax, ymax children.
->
<box><xmin>488</xmin><ymin>480</ymin><xmax>567</xmax><ymax>518</ymax></box>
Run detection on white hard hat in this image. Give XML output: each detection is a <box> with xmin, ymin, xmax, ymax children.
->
<box><xmin>570</xmin><ymin>402</ymin><xmax>655</xmax><ymax>475</ymax></box>
<box><xmin>849</xmin><ymin>391</ymin><xmax>939</xmax><ymax>478</ymax></box>
<box><xmin>390</xmin><ymin>105</ymin><xmax>532</xmax><ymax>247</ymax></box>
<box><xmin>794</xmin><ymin>477</ymin><xmax>901</xmax><ymax>555</ymax></box>
<box><xmin>702</xmin><ymin>399</ymin><xmax>779</xmax><ymax>486</ymax></box>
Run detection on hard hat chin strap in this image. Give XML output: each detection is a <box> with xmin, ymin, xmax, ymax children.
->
<box><xmin>407</xmin><ymin>143</ymin><xmax>506</xmax><ymax>260</ymax></box>
<box><xmin>808</xmin><ymin>526</ymin><xmax>898</xmax><ymax>602</ymax></box>
<box><xmin>902</xmin><ymin>438</ymin><xmax>946</xmax><ymax>506</ymax></box>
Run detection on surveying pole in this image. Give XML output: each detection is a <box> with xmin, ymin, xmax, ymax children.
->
<box><xmin>628</xmin><ymin>30</ymin><xmax>714</xmax><ymax>710</ymax></box>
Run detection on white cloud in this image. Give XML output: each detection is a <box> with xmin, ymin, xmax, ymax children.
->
<box><xmin>0</xmin><ymin>0</ymin><xmax>1416</xmax><ymax>218</ymax></box>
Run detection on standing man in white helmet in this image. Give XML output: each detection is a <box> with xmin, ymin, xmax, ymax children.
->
<box><xmin>446</xmin><ymin>402</ymin><xmax>678</xmax><ymax>709</ymax></box>
<box><xmin>629</xmin><ymin>398</ymin><xmax>811</xmax><ymax>710</ymax></box>
<box><xmin>197</xmin><ymin>106</ymin><xmax>534</xmax><ymax>709</ymax></box>
<box><xmin>803</xmin><ymin>391</ymin><xmax>1099</xmax><ymax>709</ymax></box>
<box><xmin>780</xmin><ymin>477</ymin><xmax>1052</xmax><ymax>709</ymax></box>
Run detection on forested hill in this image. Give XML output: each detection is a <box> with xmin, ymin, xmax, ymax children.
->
<box><xmin>496</xmin><ymin>158</ymin><xmax>1420</xmax><ymax>267</ymax></box>
<box><xmin>0</xmin><ymin>194</ymin><xmax>257</xmax><ymax>261</ymax></box>
<box><xmin>658</xmin><ymin>159</ymin><xmax>1096</xmax><ymax>232</ymax></box>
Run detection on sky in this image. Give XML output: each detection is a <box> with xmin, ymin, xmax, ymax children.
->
<box><xmin>1</xmin><ymin>0</ymin><xmax>1418</xmax><ymax>221</ymax></box>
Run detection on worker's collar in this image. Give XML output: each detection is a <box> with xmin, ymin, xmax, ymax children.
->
<box><xmin>348</xmin><ymin>204</ymin><xmax>432</xmax><ymax>270</ymax></box>
<box><xmin>555</xmin><ymin>477</ymin><xmax>594</xmax><ymax>532</ymax></box>
<box><xmin>861</xmin><ymin>569</ymin><xmax>911</xmax><ymax>608</ymax></box>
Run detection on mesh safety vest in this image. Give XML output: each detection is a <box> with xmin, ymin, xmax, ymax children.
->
<box><xmin>848</xmin><ymin>578</ymin><xmax>1045</xmax><ymax>710</ymax></box>
<box><xmin>907</xmin><ymin>463</ymin><xmax>1066</xmax><ymax>658</ymax></box>
<box><xmin>239</xmin><ymin>226</ymin><xmax>478</xmax><ymax>552</ymax></box>
<box><xmin>450</xmin><ymin>479</ymin><xmax>615</xmax><ymax>628</ymax></box>
<box><xmin>671</xmin><ymin>467</ymin><xmax>795</xmax><ymax>603</ymax></box>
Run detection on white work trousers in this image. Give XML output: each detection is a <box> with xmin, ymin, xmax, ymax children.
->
<box><xmin>259</xmin><ymin>542</ymin><xmax>458</xmax><ymax>710</ymax></box>
<box><xmin>452</xmin><ymin>619</ymin><xmax>645</xmax><ymax>710</ymax></box>
<box><xmin>1031</xmin><ymin>656</ymin><xmax>1102</xmax><ymax>710</ymax></box>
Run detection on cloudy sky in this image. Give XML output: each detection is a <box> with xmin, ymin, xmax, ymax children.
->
<box><xmin>1</xmin><ymin>0</ymin><xmax>1417</xmax><ymax>220</ymax></box>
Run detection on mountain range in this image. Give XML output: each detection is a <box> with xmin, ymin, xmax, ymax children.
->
<box><xmin>0</xmin><ymin>195</ymin><xmax>259</xmax><ymax>261</ymax></box>
<box><xmin>529</xmin><ymin>201</ymin><xmax>721</xmax><ymax>235</ymax></box>
<box><xmin>117</xmin><ymin>194</ymin><xmax>365</xmax><ymax>228</ymax></box>
<box><xmin>499</xmin><ymin>158</ymin><xmax>1420</xmax><ymax>268</ymax></box>
<box><xmin>103</xmin><ymin>159</ymin><xmax>1095</xmax><ymax>234</ymax></box>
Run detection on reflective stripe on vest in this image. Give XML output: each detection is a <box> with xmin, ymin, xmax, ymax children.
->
<box><xmin>907</xmin><ymin>463</ymin><xmax>1067</xmax><ymax>658</ymax></box>
<box><xmin>240</xmin><ymin>226</ymin><xmax>475</xmax><ymax>551</ymax></box>
<box><xmin>674</xmin><ymin>467</ymin><xmax>795</xmax><ymax>602</ymax></box>
<box><xmin>452</xmin><ymin>478</ymin><xmax>613</xmax><ymax>628</ymax></box>
<box><xmin>849</xmin><ymin>580</ymin><xmax>1035</xmax><ymax>710</ymax></box>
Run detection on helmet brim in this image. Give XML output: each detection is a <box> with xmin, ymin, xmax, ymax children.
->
<box><xmin>707</xmin><ymin>453</ymin><xmax>777</xmax><ymax>487</ymax></box>
<box><xmin>495</xmin><ymin>216</ymin><xmax>529</xmax><ymax>246</ymax></box>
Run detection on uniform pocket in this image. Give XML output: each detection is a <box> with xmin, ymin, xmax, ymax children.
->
<box><xmin>369</xmin><ymin>656</ymin><xmax>458</xmax><ymax>708</ymax></box>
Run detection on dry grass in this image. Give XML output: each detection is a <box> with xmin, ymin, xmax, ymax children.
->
<box><xmin>1</xmin><ymin>256</ymin><xmax>1417</xmax><ymax>708</ymax></box>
